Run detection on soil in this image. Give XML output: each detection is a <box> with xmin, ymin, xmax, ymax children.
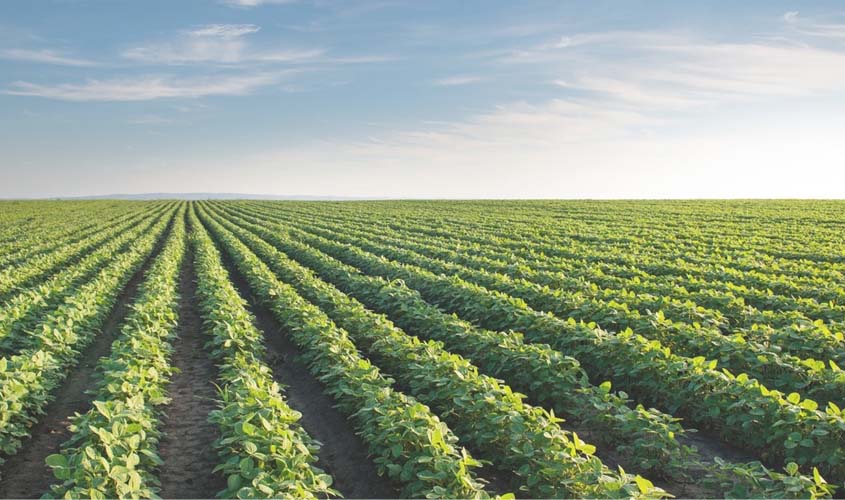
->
<box><xmin>209</xmin><ymin>225</ymin><xmax>515</xmax><ymax>498</ymax></box>
<box><xmin>0</xmin><ymin>229</ymin><xmax>169</xmax><ymax>499</ymax></box>
<box><xmin>156</xmin><ymin>250</ymin><xmax>227</xmax><ymax>498</ymax></box>
<box><xmin>578</xmin><ymin>420</ymin><xmax>762</xmax><ymax>499</ymax></box>
<box><xmin>217</xmin><ymin>251</ymin><xmax>399</xmax><ymax>499</ymax></box>
<box><xmin>473</xmin><ymin>464</ymin><xmax>516</xmax><ymax>497</ymax></box>
<box><xmin>679</xmin><ymin>428</ymin><xmax>757</xmax><ymax>465</ymax></box>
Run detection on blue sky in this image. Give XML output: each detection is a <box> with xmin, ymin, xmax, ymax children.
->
<box><xmin>1</xmin><ymin>0</ymin><xmax>844</xmax><ymax>198</ymax></box>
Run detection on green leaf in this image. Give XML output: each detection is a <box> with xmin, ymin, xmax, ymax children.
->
<box><xmin>93</xmin><ymin>401</ymin><xmax>111</xmax><ymax>419</ymax></box>
<box><xmin>635</xmin><ymin>476</ymin><xmax>654</xmax><ymax>493</ymax></box>
<box><xmin>239</xmin><ymin>457</ymin><xmax>254</xmax><ymax>475</ymax></box>
<box><xmin>241</xmin><ymin>421</ymin><xmax>257</xmax><ymax>437</ymax></box>
<box><xmin>45</xmin><ymin>454</ymin><xmax>67</xmax><ymax>468</ymax></box>
<box><xmin>227</xmin><ymin>474</ymin><xmax>242</xmax><ymax>492</ymax></box>
<box><xmin>800</xmin><ymin>399</ymin><xmax>819</xmax><ymax>411</ymax></box>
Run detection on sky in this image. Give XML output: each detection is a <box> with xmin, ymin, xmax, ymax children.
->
<box><xmin>1</xmin><ymin>0</ymin><xmax>844</xmax><ymax>199</ymax></box>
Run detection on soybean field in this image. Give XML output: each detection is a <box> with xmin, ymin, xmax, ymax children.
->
<box><xmin>0</xmin><ymin>199</ymin><xmax>843</xmax><ymax>499</ymax></box>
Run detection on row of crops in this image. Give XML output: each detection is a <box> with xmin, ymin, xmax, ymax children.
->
<box><xmin>0</xmin><ymin>199</ymin><xmax>842</xmax><ymax>498</ymax></box>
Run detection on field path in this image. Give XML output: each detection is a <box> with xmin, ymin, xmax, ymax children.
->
<box><xmin>157</xmin><ymin>247</ymin><xmax>227</xmax><ymax>498</ymax></box>
<box><xmin>0</xmin><ymin>230</ymin><xmax>167</xmax><ymax>498</ymax></box>
<box><xmin>219</xmin><ymin>251</ymin><xmax>399</xmax><ymax>499</ymax></box>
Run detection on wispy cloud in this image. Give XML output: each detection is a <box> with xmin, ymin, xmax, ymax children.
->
<box><xmin>433</xmin><ymin>75</ymin><xmax>484</xmax><ymax>86</ymax></box>
<box><xmin>782</xmin><ymin>11</ymin><xmax>845</xmax><ymax>39</ymax></box>
<box><xmin>123</xmin><ymin>23</ymin><xmax>323</xmax><ymax>65</ymax></box>
<box><xmin>0</xmin><ymin>48</ymin><xmax>96</xmax><ymax>66</ymax></box>
<box><xmin>3</xmin><ymin>72</ymin><xmax>284</xmax><ymax>101</ymax></box>
<box><xmin>323</xmin><ymin>54</ymin><xmax>399</xmax><ymax>64</ymax></box>
<box><xmin>128</xmin><ymin>114</ymin><xmax>175</xmax><ymax>125</ymax></box>
<box><xmin>497</xmin><ymin>29</ymin><xmax>845</xmax><ymax>110</ymax></box>
<box><xmin>121</xmin><ymin>24</ymin><xmax>395</xmax><ymax>67</ymax></box>
<box><xmin>219</xmin><ymin>0</ymin><xmax>296</xmax><ymax>7</ymax></box>
<box><xmin>211</xmin><ymin>27</ymin><xmax>845</xmax><ymax>198</ymax></box>
<box><xmin>189</xmin><ymin>24</ymin><xmax>261</xmax><ymax>39</ymax></box>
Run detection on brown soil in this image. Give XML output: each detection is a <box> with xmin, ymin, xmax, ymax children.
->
<box><xmin>679</xmin><ymin>428</ymin><xmax>757</xmax><ymax>465</ymax></box>
<box><xmin>217</xmin><ymin>251</ymin><xmax>399</xmax><ymax>499</ymax></box>
<box><xmin>211</xmin><ymin>230</ymin><xmax>515</xmax><ymax>498</ymax></box>
<box><xmin>578</xmin><ymin>421</ymin><xmax>762</xmax><ymax>499</ymax></box>
<box><xmin>473</xmin><ymin>464</ymin><xmax>516</xmax><ymax>497</ymax></box>
<box><xmin>156</xmin><ymin>250</ymin><xmax>227</xmax><ymax>498</ymax></box>
<box><xmin>0</xmin><ymin>228</ymin><xmax>170</xmax><ymax>498</ymax></box>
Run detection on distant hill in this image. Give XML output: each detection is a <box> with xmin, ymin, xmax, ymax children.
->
<box><xmin>52</xmin><ymin>193</ymin><xmax>376</xmax><ymax>201</ymax></box>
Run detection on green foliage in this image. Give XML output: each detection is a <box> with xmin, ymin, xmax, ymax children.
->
<box><xmin>2</xmin><ymin>198</ymin><xmax>843</xmax><ymax>500</ymax></box>
<box><xmin>197</xmin><ymin>204</ymin><xmax>669</xmax><ymax>499</ymax></box>
<box><xmin>0</xmin><ymin>205</ymin><xmax>172</xmax><ymax>355</ymax></box>
<box><xmin>45</xmin><ymin>204</ymin><xmax>187</xmax><ymax>498</ymax></box>
<box><xmin>0</xmin><ymin>205</ymin><xmax>177</xmax><ymax>479</ymax></box>
<box><xmin>217</xmin><ymin>200</ymin><xmax>844</xmax><ymax>497</ymax></box>
<box><xmin>190</xmin><ymin>206</ymin><xmax>490</xmax><ymax>499</ymax></box>
<box><xmin>191</xmin><ymin>210</ymin><xmax>338</xmax><ymax>499</ymax></box>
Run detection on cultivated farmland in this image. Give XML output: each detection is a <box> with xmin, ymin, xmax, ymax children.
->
<box><xmin>0</xmin><ymin>199</ymin><xmax>843</xmax><ymax>499</ymax></box>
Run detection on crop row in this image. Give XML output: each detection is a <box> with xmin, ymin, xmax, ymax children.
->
<box><xmin>266</xmin><ymin>200</ymin><xmax>845</xmax><ymax>280</ymax></box>
<box><xmin>246</xmin><ymin>202</ymin><xmax>845</xmax><ymax>353</ymax></box>
<box><xmin>44</xmin><ymin>204</ymin><xmax>187</xmax><ymax>498</ymax></box>
<box><xmin>189</xmin><ymin>207</ymin><xmax>491</xmax><ymax>499</ymax></box>
<box><xmin>267</xmin><ymin>204</ymin><xmax>844</xmax><ymax>364</ymax></box>
<box><xmin>373</xmin><ymin>212</ymin><xmax>845</xmax><ymax>343</ymax></box>
<box><xmin>197</xmin><ymin>204</ymin><xmax>667</xmax><ymax>499</ymax></box>
<box><xmin>189</xmin><ymin>207</ymin><xmax>337</xmax><ymax>499</ymax></box>
<box><xmin>261</xmin><ymin>202</ymin><xmax>844</xmax><ymax>323</ymax></box>
<box><xmin>301</xmin><ymin>200</ymin><xmax>844</xmax><ymax>269</ymax></box>
<box><xmin>0</xmin><ymin>204</ymin><xmax>173</xmax><ymax>357</ymax></box>
<box><xmin>208</xmin><ymin>202</ymin><xmax>832</xmax><ymax>497</ymax></box>
<box><xmin>218</xmin><ymin>203</ymin><xmax>845</xmax><ymax>484</ymax></box>
<box><xmin>254</xmin><ymin>207</ymin><xmax>845</xmax><ymax>406</ymax></box>
<box><xmin>209</xmin><ymin>202</ymin><xmax>839</xmax><ymax>498</ymax></box>
<box><xmin>0</xmin><ymin>206</ymin><xmax>175</xmax><ymax>473</ymax></box>
<box><xmin>252</xmin><ymin>200</ymin><xmax>840</xmax><ymax>278</ymax></box>
<box><xmin>202</xmin><ymin>205</ymin><xmax>692</xmax><ymax>476</ymax></box>
<box><xmin>0</xmin><ymin>203</ymin><xmax>170</xmax><ymax>301</ymax></box>
<box><xmin>0</xmin><ymin>202</ymin><xmax>159</xmax><ymax>266</ymax></box>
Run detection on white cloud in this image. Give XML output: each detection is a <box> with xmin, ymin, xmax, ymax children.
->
<box><xmin>782</xmin><ymin>11</ymin><xmax>845</xmax><ymax>39</ymax></box>
<box><xmin>0</xmin><ymin>48</ymin><xmax>96</xmax><ymax>66</ymax></box>
<box><xmin>433</xmin><ymin>75</ymin><xmax>484</xmax><ymax>86</ymax></box>
<box><xmin>186</xmin><ymin>29</ymin><xmax>845</xmax><ymax>198</ymax></box>
<box><xmin>253</xmin><ymin>48</ymin><xmax>327</xmax><ymax>62</ymax></box>
<box><xmin>500</xmin><ymin>30</ymin><xmax>845</xmax><ymax>110</ymax></box>
<box><xmin>220</xmin><ymin>0</ymin><xmax>296</xmax><ymax>7</ymax></box>
<box><xmin>123</xmin><ymin>40</ymin><xmax>245</xmax><ymax>64</ymax></box>
<box><xmin>128</xmin><ymin>114</ymin><xmax>175</xmax><ymax>125</ymax></box>
<box><xmin>324</xmin><ymin>54</ymin><xmax>399</xmax><ymax>64</ymax></box>
<box><xmin>3</xmin><ymin>73</ymin><xmax>283</xmax><ymax>101</ymax></box>
<box><xmin>122</xmin><ymin>23</ymin><xmax>324</xmax><ymax>65</ymax></box>
<box><xmin>189</xmin><ymin>24</ymin><xmax>260</xmax><ymax>39</ymax></box>
<box><xmin>162</xmin><ymin>98</ymin><xmax>842</xmax><ymax>199</ymax></box>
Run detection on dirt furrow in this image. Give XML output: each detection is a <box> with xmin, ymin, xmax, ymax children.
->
<box><xmin>0</xmin><ymin>225</ymin><xmax>170</xmax><ymax>499</ymax></box>
<box><xmin>157</xmin><ymin>249</ymin><xmax>227</xmax><ymax>498</ymax></box>
<box><xmin>218</xmin><ymin>253</ymin><xmax>399</xmax><ymax>499</ymax></box>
